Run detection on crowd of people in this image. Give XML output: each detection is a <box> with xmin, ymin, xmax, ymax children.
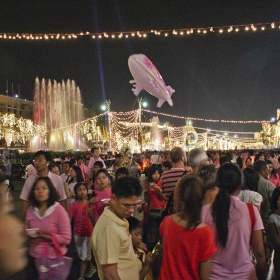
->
<box><xmin>1</xmin><ymin>147</ymin><xmax>280</xmax><ymax>279</ymax></box>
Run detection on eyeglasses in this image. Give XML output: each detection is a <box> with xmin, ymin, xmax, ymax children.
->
<box><xmin>119</xmin><ymin>201</ymin><xmax>141</xmax><ymax>210</ymax></box>
<box><xmin>33</xmin><ymin>159</ymin><xmax>46</xmax><ymax>163</ymax></box>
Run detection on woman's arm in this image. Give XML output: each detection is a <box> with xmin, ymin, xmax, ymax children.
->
<box><xmin>199</xmin><ymin>258</ymin><xmax>212</xmax><ymax>280</ymax></box>
<box><xmin>252</xmin><ymin>230</ymin><xmax>267</xmax><ymax>280</ymax></box>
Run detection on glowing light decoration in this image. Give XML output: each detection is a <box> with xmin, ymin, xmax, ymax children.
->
<box><xmin>0</xmin><ymin>22</ymin><xmax>279</xmax><ymax>41</ymax></box>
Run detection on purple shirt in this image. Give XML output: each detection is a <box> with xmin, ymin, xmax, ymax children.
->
<box><xmin>201</xmin><ymin>196</ymin><xmax>264</xmax><ymax>279</ymax></box>
<box><xmin>20</xmin><ymin>171</ymin><xmax>66</xmax><ymax>201</ymax></box>
<box><xmin>26</xmin><ymin>203</ymin><xmax>71</xmax><ymax>259</ymax></box>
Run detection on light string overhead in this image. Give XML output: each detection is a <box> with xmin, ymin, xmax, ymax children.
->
<box><xmin>0</xmin><ymin>22</ymin><xmax>279</xmax><ymax>41</ymax></box>
<box><xmin>142</xmin><ymin>109</ymin><xmax>273</xmax><ymax>124</ymax></box>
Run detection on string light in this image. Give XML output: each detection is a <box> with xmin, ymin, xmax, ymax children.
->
<box><xmin>142</xmin><ymin>109</ymin><xmax>271</xmax><ymax>123</ymax></box>
<box><xmin>0</xmin><ymin>21</ymin><xmax>278</xmax><ymax>41</ymax></box>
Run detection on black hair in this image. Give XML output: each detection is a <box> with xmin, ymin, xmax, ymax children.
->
<box><xmin>254</xmin><ymin>160</ymin><xmax>268</xmax><ymax>173</ymax></box>
<box><xmin>91</xmin><ymin>147</ymin><xmax>99</xmax><ymax>153</ymax></box>
<box><xmin>219</xmin><ymin>155</ymin><xmax>230</xmax><ymax>165</ymax></box>
<box><xmin>93</xmin><ymin>161</ymin><xmax>104</xmax><ymax>169</ymax></box>
<box><xmin>212</xmin><ymin>163</ymin><xmax>243</xmax><ymax>248</ymax></box>
<box><xmin>115</xmin><ymin>154</ymin><xmax>122</xmax><ymax>159</ymax></box>
<box><xmin>74</xmin><ymin>182</ymin><xmax>88</xmax><ymax>196</ymax></box>
<box><xmin>48</xmin><ymin>163</ymin><xmax>59</xmax><ymax>172</ymax></box>
<box><xmin>177</xmin><ymin>174</ymin><xmax>205</xmax><ymax>229</ymax></box>
<box><xmin>63</xmin><ymin>161</ymin><xmax>71</xmax><ymax>167</ymax></box>
<box><xmin>270</xmin><ymin>188</ymin><xmax>280</xmax><ymax>213</ymax></box>
<box><xmin>243</xmin><ymin>167</ymin><xmax>259</xmax><ymax>192</ymax></box>
<box><xmin>147</xmin><ymin>166</ymin><xmax>160</xmax><ymax>183</ymax></box>
<box><xmin>162</xmin><ymin>161</ymin><xmax>172</xmax><ymax>170</ymax></box>
<box><xmin>69</xmin><ymin>159</ymin><xmax>76</xmax><ymax>167</ymax></box>
<box><xmin>207</xmin><ymin>152</ymin><xmax>215</xmax><ymax>163</ymax></box>
<box><xmin>28</xmin><ymin>177</ymin><xmax>59</xmax><ymax>207</ymax></box>
<box><xmin>34</xmin><ymin>151</ymin><xmax>52</xmax><ymax>162</ymax></box>
<box><xmin>76</xmin><ymin>156</ymin><xmax>83</xmax><ymax>161</ymax></box>
<box><xmin>112</xmin><ymin>176</ymin><xmax>142</xmax><ymax>199</ymax></box>
<box><xmin>127</xmin><ymin>216</ymin><xmax>142</xmax><ymax>232</ymax></box>
<box><xmin>69</xmin><ymin>165</ymin><xmax>84</xmax><ymax>183</ymax></box>
<box><xmin>95</xmin><ymin>168</ymin><xmax>110</xmax><ymax>179</ymax></box>
<box><xmin>256</xmin><ymin>152</ymin><xmax>265</xmax><ymax>161</ymax></box>
<box><xmin>115</xmin><ymin>167</ymin><xmax>129</xmax><ymax>178</ymax></box>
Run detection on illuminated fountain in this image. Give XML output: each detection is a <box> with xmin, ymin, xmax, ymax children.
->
<box><xmin>31</xmin><ymin>77</ymin><xmax>84</xmax><ymax>151</ymax></box>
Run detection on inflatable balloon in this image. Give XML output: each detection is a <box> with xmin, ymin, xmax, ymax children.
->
<box><xmin>128</xmin><ymin>54</ymin><xmax>175</xmax><ymax>107</ymax></box>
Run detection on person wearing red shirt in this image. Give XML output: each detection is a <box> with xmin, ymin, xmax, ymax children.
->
<box><xmin>146</xmin><ymin>166</ymin><xmax>166</xmax><ymax>245</ymax></box>
<box><xmin>159</xmin><ymin>174</ymin><xmax>216</xmax><ymax>280</ymax></box>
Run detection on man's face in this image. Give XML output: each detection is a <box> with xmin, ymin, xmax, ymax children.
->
<box><xmin>110</xmin><ymin>194</ymin><xmax>141</xmax><ymax>219</ymax></box>
<box><xmin>63</xmin><ymin>164</ymin><xmax>70</xmax><ymax>173</ymax></box>
<box><xmin>260</xmin><ymin>165</ymin><xmax>269</xmax><ymax>179</ymax></box>
<box><xmin>77</xmin><ymin>159</ymin><xmax>82</xmax><ymax>165</ymax></box>
<box><xmin>92</xmin><ymin>149</ymin><xmax>99</xmax><ymax>158</ymax></box>
<box><xmin>33</xmin><ymin>155</ymin><xmax>48</xmax><ymax>172</ymax></box>
<box><xmin>115</xmin><ymin>157</ymin><xmax>121</xmax><ymax>164</ymax></box>
<box><xmin>51</xmin><ymin>166</ymin><xmax>60</xmax><ymax>175</ymax></box>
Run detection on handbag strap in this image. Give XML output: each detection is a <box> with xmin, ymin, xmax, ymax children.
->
<box><xmin>246</xmin><ymin>203</ymin><xmax>255</xmax><ymax>244</ymax></box>
<box><xmin>51</xmin><ymin>235</ymin><xmax>63</xmax><ymax>258</ymax></box>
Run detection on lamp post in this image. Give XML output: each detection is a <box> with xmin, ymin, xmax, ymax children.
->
<box><xmin>101</xmin><ymin>100</ymin><xmax>111</xmax><ymax>152</ymax></box>
<box><xmin>137</xmin><ymin>98</ymin><xmax>147</xmax><ymax>153</ymax></box>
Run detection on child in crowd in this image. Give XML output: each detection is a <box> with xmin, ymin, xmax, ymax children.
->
<box><xmin>68</xmin><ymin>165</ymin><xmax>84</xmax><ymax>204</ymax></box>
<box><xmin>127</xmin><ymin>216</ymin><xmax>153</xmax><ymax>280</ymax></box>
<box><xmin>68</xmin><ymin>183</ymin><xmax>96</xmax><ymax>280</ymax></box>
<box><xmin>92</xmin><ymin>161</ymin><xmax>104</xmax><ymax>183</ymax></box>
<box><xmin>89</xmin><ymin>169</ymin><xmax>112</xmax><ymax>222</ymax></box>
<box><xmin>115</xmin><ymin>167</ymin><xmax>129</xmax><ymax>180</ymax></box>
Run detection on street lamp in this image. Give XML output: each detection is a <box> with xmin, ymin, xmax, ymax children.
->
<box><xmin>101</xmin><ymin>100</ymin><xmax>111</xmax><ymax>152</ymax></box>
<box><xmin>137</xmin><ymin>97</ymin><xmax>147</xmax><ymax>153</ymax></box>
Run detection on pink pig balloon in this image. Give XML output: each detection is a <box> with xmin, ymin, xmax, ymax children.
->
<box><xmin>128</xmin><ymin>54</ymin><xmax>174</xmax><ymax>107</ymax></box>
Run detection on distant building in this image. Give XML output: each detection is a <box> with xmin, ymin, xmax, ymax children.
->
<box><xmin>0</xmin><ymin>94</ymin><xmax>33</xmax><ymax>119</ymax></box>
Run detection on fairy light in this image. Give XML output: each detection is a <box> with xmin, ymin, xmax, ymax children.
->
<box><xmin>0</xmin><ymin>21</ymin><xmax>278</xmax><ymax>41</ymax></box>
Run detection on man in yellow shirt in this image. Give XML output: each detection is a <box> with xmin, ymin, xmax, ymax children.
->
<box><xmin>92</xmin><ymin>176</ymin><xmax>142</xmax><ymax>280</ymax></box>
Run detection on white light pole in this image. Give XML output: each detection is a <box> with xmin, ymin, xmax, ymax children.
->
<box><xmin>137</xmin><ymin>98</ymin><xmax>147</xmax><ymax>153</ymax></box>
<box><xmin>101</xmin><ymin>100</ymin><xmax>111</xmax><ymax>152</ymax></box>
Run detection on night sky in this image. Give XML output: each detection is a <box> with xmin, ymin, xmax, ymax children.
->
<box><xmin>0</xmin><ymin>1</ymin><xmax>280</xmax><ymax>136</ymax></box>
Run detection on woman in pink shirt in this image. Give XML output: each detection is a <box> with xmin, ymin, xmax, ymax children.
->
<box><xmin>89</xmin><ymin>169</ymin><xmax>111</xmax><ymax>222</ymax></box>
<box><xmin>269</xmin><ymin>168</ymin><xmax>280</xmax><ymax>187</ymax></box>
<box><xmin>25</xmin><ymin>177</ymin><xmax>71</xmax><ymax>278</ymax></box>
<box><xmin>201</xmin><ymin>163</ymin><xmax>267</xmax><ymax>280</ymax></box>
